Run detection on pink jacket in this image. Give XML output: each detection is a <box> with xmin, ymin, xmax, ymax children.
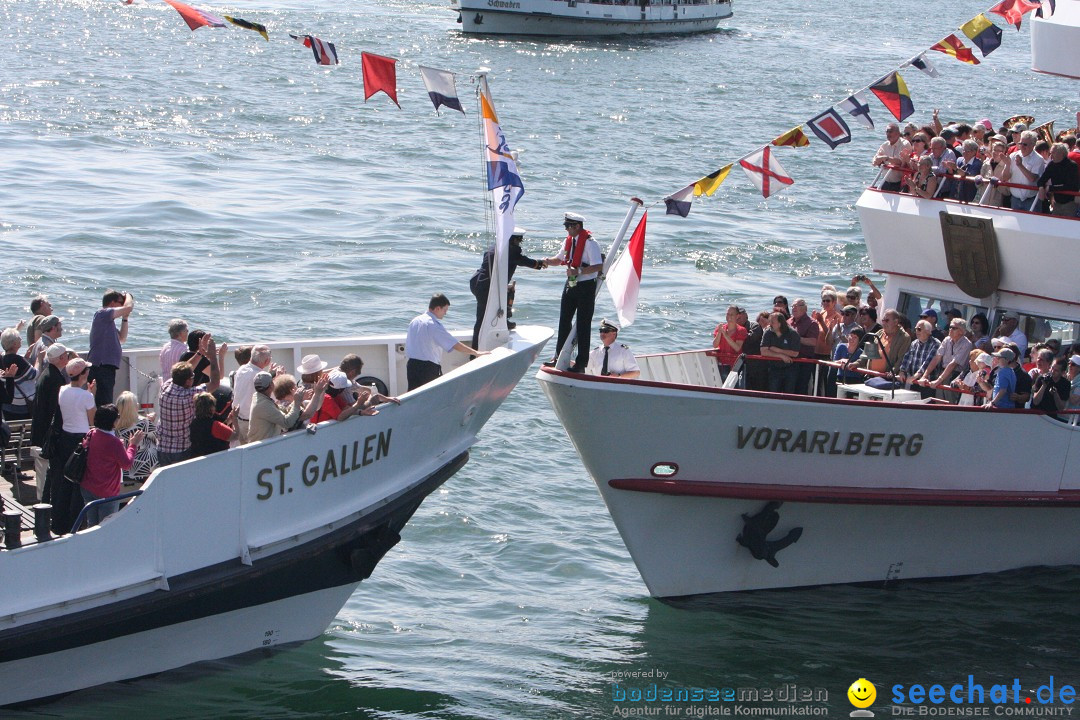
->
<box><xmin>81</xmin><ymin>430</ymin><xmax>137</xmax><ymax>499</ymax></box>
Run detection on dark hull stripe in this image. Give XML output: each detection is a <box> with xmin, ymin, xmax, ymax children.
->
<box><xmin>0</xmin><ymin>452</ymin><xmax>468</xmax><ymax>666</ymax></box>
<box><xmin>609</xmin><ymin>478</ymin><xmax>1080</xmax><ymax>507</ymax></box>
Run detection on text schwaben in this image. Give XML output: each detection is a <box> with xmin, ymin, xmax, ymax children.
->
<box><xmin>736</xmin><ymin>426</ymin><xmax>923</xmax><ymax>456</ymax></box>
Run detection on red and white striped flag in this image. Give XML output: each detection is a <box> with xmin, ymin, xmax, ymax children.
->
<box><xmin>606</xmin><ymin>213</ymin><xmax>647</xmax><ymax>328</ymax></box>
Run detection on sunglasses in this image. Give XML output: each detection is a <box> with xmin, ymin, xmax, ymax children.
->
<box><xmin>599</xmin><ymin>329</ymin><xmax>616</xmax><ymax>334</ymax></box>
<box><xmin>843</xmin><ymin>310</ymin><xmax>856</xmax><ymax>315</ymax></box>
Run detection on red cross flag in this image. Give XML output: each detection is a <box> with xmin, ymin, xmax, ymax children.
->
<box><xmin>738</xmin><ymin>146</ymin><xmax>794</xmax><ymax>199</ymax></box>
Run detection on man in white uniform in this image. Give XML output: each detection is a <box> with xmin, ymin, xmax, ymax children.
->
<box><xmin>586</xmin><ymin>320</ymin><xmax>640</xmax><ymax>379</ymax></box>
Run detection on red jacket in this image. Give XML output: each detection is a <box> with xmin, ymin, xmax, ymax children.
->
<box><xmin>81</xmin><ymin>430</ymin><xmax>137</xmax><ymax>499</ymax></box>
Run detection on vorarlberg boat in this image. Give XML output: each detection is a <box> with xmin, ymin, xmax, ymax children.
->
<box><xmin>453</xmin><ymin>0</ymin><xmax>732</xmax><ymax>37</ymax></box>
<box><xmin>537</xmin><ymin>154</ymin><xmax>1080</xmax><ymax>598</ymax></box>
<box><xmin>0</xmin><ymin>326</ymin><xmax>551</xmax><ymax>706</ymax></box>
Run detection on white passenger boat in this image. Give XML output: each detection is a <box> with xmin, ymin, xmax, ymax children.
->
<box><xmin>453</xmin><ymin>0</ymin><xmax>732</xmax><ymax>37</ymax></box>
<box><xmin>1031</xmin><ymin>0</ymin><xmax>1080</xmax><ymax>79</ymax></box>
<box><xmin>538</xmin><ymin>170</ymin><xmax>1080</xmax><ymax>598</ymax></box>
<box><xmin>0</xmin><ymin>325</ymin><xmax>551</xmax><ymax>706</ymax></box>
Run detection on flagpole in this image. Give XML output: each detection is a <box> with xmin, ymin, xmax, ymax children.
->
<box><xmin>555</xmin><ymin>197</ymin><xmax>644</xmax><ymax>371</ymax></box>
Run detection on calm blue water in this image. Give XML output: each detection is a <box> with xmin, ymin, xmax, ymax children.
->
<box><xmin>2</xmin><ymin>0</ymin><xmax>1078</xmax><ymax>717</ymax></box>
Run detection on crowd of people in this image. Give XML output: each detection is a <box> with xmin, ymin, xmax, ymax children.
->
<box><xmin>872</xmin><ymin>111</ymin><xmax>1080</xmax><ymax>216</ymax></box>
<box><xmin>707</xmin><ymin>280</ymin><xmax>1080</xmax><ymax>419</ymax></box>
<box><xmin>1</xmin><ymin>290</ymin><xmax>399</xmax><ymax>533</ymax></box>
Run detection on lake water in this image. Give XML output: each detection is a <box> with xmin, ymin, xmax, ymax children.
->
<box><xmin>2</xmin><ymin>0</ymin><xmax>1078</xmax><ymax>717</ymax></box>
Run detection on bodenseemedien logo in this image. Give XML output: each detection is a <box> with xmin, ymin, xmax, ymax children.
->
<box><xmin>849</xmin><ymin>678</ymin><xmax>877</xmax><ymax>718</ymax></box>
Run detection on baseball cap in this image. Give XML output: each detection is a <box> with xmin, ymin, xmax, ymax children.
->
<box><xmin>253</xmin><ymin>371</ymin><xmax>274</xmax><ymax>391</ymax></box>
<box><xmin>992</xmin><ymin>348</ymin><xmax>1016</xmax><ymax>362</ymax></box>
<box><xmin>66</xmin><ymin>357</ymin><xmax>91</xmax><ymax>376</ymax></box>
<box><xmin>45</xmin><ymin>343</ymin><xmax>68</xmax><ymax>361</ymax></box>
<box><xmin>327</xmin><ymin>370</ymin><xmax>351</xmax><ymax>390</ymax></box>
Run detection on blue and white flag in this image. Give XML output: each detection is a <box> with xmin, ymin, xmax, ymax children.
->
<box><xmin>419</xmin><ymin>66</ymin><xmax>464</xmax><ymax>115</ymax></box>
<box><xmin>838</xmin><ymin>92</ymin><xmax>874</xmax><ymax>130</ymax></box>
<box><xmin>664</xmin><ymin>184</ymin><xmax>694</xmax><ymax>217</ymax></box>
<box><xmin>907</xmin><ymin>53</ymin><xmax>939</xmax><ymax>78</ymax></box>
<box><xmin>476</xmin><ymin>75</ymin><xmax>525</xmax><ymax>350</ymax></box>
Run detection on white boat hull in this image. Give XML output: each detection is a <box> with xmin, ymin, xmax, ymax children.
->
<box><xmin>538</xmin><ymin>369</ymin><xmax>1080</xmax><ymax>597</ymax></box>
<box><xmin>1031</xmin><ymin>0</ymin><xmax>1080</xmax><ymax>79</ymax></box>
<box><xmin>454</xmin><ymin>0</ymin><xmax>731</xmax><ymax>36</ymax></box>
<box><xmin>0</xmin><ymin>327</ymin><xmax>552</xmax><ymax>705</ymax></box>
<box><xmin>4</xmin><ymin>584</ymin><xmax>356</xmax><ymax>706</ymax></box>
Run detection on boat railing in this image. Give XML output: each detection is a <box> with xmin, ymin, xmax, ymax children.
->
<box><xmin>634</xmin><ymin>348</ymin><xmax>1080</xmax><ymax>422</ymax></box>
<box><xmin>871</xmin><ymin>168</ymin><xmax>1080</xmax><ymax>214</ymax></box>
<box><xmin>70</xmin><ymin>491</ymin><xmax>144</xmax><ymax>536</ymax></box>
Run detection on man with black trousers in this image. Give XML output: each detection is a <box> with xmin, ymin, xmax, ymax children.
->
<box><xmin>549</xmin><ymin>212</ymin><xmax>603</xmax><ymax>373</ymax></box>
<box><xmin>469</xmin><ymin>227</ymin><xmax>549</xmax><ymax>350</ymax></box>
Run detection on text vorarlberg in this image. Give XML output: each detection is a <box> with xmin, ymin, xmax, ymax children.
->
<box><xmin>736</xmin><ymin>425</ymin><xmax>924</xmax><ymax>456</ymax></box>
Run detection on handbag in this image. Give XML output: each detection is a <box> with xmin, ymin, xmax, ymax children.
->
<box><xmin>64</xmin><ymin>430</ymin><xmax>93</xmax><ymax>485</ymax></box>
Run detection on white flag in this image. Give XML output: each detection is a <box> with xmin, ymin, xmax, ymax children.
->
<box><xmin>606</xmin><ymin>213</ymin><xmax>647</xmax><ymax>328</ymax></box>
<box><xmin>419</xmin><ymin>66</ymin><xmax>464</xmax><ymax>115</ymax></box>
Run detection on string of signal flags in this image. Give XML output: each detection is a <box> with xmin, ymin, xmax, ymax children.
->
<box><xmin>659</xmin><ymin>0</ymin><xmax>1062</xmax><ymax>218</ymax></box>
<box><xmin>152</xmin><ymin>0</ymin><xmax>471</xmax><ymax>114</ymax></box>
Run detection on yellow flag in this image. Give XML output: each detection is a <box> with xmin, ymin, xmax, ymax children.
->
<box><xmin>771</xmin><ymin>126</ymin><xmax>810</xmax><ymax>148</ymax></box>
<box><xmin>693</xmin><ymin>164</ymin><xmax>733</xmax><ymax>197</ymax></box>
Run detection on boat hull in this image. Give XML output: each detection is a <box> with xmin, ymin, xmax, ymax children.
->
<box><xmin>0</xmin><ymin>456</ymin><xmax>460</xmax><ymax>706</ymax></box>
<box><xmin>454</xmin><ymin>0</ymin><xmax>731</xmax><ymax>36</ymax></box>
<box><xmin>537</xmin><ymin>368</ymin><xmax>1080</xmax><ymax>597</ymax></box>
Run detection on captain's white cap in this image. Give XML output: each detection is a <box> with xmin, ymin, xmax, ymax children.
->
<box><xmin>564</xmin><ymin>212</ymin><xmax>586</xmax><ymax>224</ymax></box>
<box><xmin>512</xmin><ymin>226</ymin><xmax>527</xmax><ymax>236</ymax></box>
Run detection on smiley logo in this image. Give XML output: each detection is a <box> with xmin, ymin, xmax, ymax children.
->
<box><xmin>848</xmin><ymin>678</ymin><xmax>876</xmax><ymax>709</ymax></box>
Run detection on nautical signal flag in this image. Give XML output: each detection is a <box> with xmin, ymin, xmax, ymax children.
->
<box><xmin>163</xmin><ymin>0</ymin><xmax>225</xmax><ymax>31</ymax></box>
<box><xmin>930</xmin><ymin>34</ymin><xmax>980</xmax><ymax>64</ymax></box>
<box><xmin>694</xmin><ymin>164</ymin><xmax>733</xmax><ymax>197</ymax></box>
<box><xmin>290</xmin><ymin>34</ymin><xmax>339</xmax><ymax>65</ymax></box>
<box><xmin>739</xmin><ymin>146</ymin><xmax>794</xmax><ymax>199</ymax></box>
<box><xmin>838</xmin><ymin>93</ymin><xmax>874</xmax><ymax>130</ymax></box>
<box><xmin>224</xmin><ymin>16</ymin><xmax>268</xmax><ymax>40</ymax></box>
<box><xmin>419</xmin><ymin>66</ymin><xmax>464</xmax><ymax>115</ymax></box>
<box><xmin>772</xmin><ymin>126</ymin><xmax>810</xmax><ymax>148</ymax></box>
<box><xmin>362</xmin><ymin>52</ymin><xmax>400</xmax><ymax>108</ymax></box>
<box><xmin>606</xmin><ymin>212</ymin><xmax>647</xmax><ymax>328</ymax></box>
<box><xmin>664</xmin><ymin>184</ymin><xmax>695</xmax><ymax>217</ymax></box>
<box><xmin>989</xmin><ymin>0</ymin><xmax>1042</xmax><ymax>29</ymax></box>
<box><xmin>870</xmin><ymin>71</ymin><xmax>914</xmax><ymax>122</ymax></box>
<box><xmin>907</xmin><ymin>53</ymin><xmax>939</xmax><ymax>78</ymax></box>
<box><xmin>961</xmin><ymin>14</ymin><xmax>1003</xmax><ymax>56</ymax></box>
<box><xmin>807</xmin><ymin>108</ymin><xmax>852</xmax><ymax>150</ymax></box>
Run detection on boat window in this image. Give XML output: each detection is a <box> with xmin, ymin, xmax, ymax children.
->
<box><xmin>990</xmin><ymin>311</ymin><xmax>1080</xmax><ymax>356</ymax></box>
<box><xmin>896</xmin><ymin>292</ymin><xmax>987</xmax><ymax>334</ymax></box>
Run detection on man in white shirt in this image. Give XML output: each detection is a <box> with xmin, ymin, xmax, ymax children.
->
<box><xmin>405</xmin><ymin>294</ymin><xmax>487</xmax><ymax>391</ymax></box>
<box><xmin>993</xmin><ymin>312</ymin><xmax>1028</xmax><ymax>359</ymax></box>
<box><xmin>232</xmin><ymin>344</ymin><xmax>275</xmax><ymax>444</ymax></box>
<box><xmin>872</xmin><ymin>124</ymin><xmax>912</xmax><ymax>192</ymax></box>
<box><xmin>158</xmin><ymin>319</ymin><xmax>189</xmax><ymax>379</ymax></box>
<box><xmin>1009</xmin><ymin>130</ymin><xmax>1048</xmax><ymax>210</ymax></box>
<box><xmin>586</xmin><ymin>320</ymin><xmax>640</xmax><ymax>378</ymax></box>
<box><xmin>550</xmin><ymin>212</ymin><xmax>604</xmax><ymax>373</ymax></box>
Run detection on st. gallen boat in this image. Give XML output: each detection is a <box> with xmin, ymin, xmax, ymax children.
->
<box><xmin>538</xmin><ymin>21</ymin><xmax>1080</xmax><ymax>593</ymax></box>
<box><xmin>0</xmin><ymin>78</ymin><xmax>550</xmax><ymax>705</ymax></box>
<box><xmin>453</xmin><ymin>0</ymin><xmax>732</xmax><ymax>37</ymax></box>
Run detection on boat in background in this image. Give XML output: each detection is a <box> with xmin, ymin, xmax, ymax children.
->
<box><xmin>453</xmin><ymin>0</ymin><xmax>732</xmax><ymax>37</ymax></box>
<box><xmin>1031</xmin><ymin>0</ymin><xmax>1080</xmax><ymax>79</ymax></box>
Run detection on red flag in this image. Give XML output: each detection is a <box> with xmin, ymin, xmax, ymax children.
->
<box><xmin>362</xmin><ymin>53</ymin><xmax>400</xmax><ymax>108</ymax></box>
<box><xmin>606</xmin><ymin>213</ymin><xmax>646</xmax><ymax>328</ymax></box>
<box><xmin>929</xmin><ymin>34</ymin><xmax>980</xmax><ymax>64</ymax></box>
<box><xmin>162</xmin><ymin>0</ymin><xmax>225</xmax><ymax>31</ymax></box>
<box><xmin>989</xmin><ymin>0</ymin><xmax>1041</xmax><ymax>29</ymax></box>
